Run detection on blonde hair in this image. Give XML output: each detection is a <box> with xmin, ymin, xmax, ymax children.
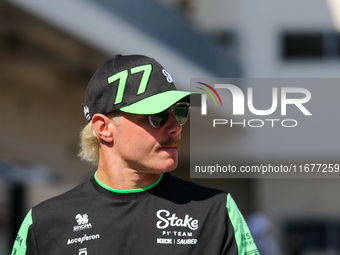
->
<box><xmin>78</xmin><ymin>114</ymin><xmax>121</xmax><ymax>164</ymax></box>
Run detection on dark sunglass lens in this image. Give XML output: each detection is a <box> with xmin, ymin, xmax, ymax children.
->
<box><xmin>150</xmin><ymin>110</ymin><xmax>169</xmax><ymax>127</ymax></box>
<box><xmin>174</xmin><ymin>105</ymin><xmax>189</xmax><ymax>125</ymax></box>
<box><xmin>149</xmin><ymin>104</ymin><xmax>189</xmax><ymax>128</ymax></box>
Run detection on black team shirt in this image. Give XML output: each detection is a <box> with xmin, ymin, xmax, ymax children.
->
<box><xmin>12</xmin><ymin>173</ymin><xmax>259</xmax><ymax>255</ymax></box>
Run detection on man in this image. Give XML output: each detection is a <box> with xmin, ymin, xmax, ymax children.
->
<box><xmin>12</xmin><ymin>54</ymin><xmax>259</xmax><ymax>255</ymax></box>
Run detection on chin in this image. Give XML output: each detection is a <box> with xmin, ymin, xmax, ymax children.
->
<box><xmin>157</xmin><ymin>161</ymin><xmax>178</xmax><ymax>173</ymax></box>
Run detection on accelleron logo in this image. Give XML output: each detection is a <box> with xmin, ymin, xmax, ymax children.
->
<box><xmin>67</xmin><ymin>234</ymin><xmax>100</xmax><ymax>245</ymax></box>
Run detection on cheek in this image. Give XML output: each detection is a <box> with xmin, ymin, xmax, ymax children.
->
<box><xmin>119</xmin><ymin>126</ymin><xmax>155</xmax><ymax>153</ymax></box>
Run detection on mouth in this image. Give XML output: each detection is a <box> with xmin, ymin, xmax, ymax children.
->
<box><xmin>156</xmin><ymin>137</ymin><xmax>181</xmax><ymax>152</ymax></box>
<box><xmin>160</xmin><ymin>145</ymin><xmax>180</xmax><ymax>151</ymax></box>
<box><xmin>157</xmin><ymin>146</ymin><xmax>180</xmax><ymax>158</ymax></box>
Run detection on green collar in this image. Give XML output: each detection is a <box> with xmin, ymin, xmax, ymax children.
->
<box><xmin>94</xmin><ymin>172</ymin><xmax>163</xmax><ymax>193</ymax></box>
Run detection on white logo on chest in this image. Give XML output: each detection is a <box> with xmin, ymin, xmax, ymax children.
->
<box><xmin>73</xmin><ymin>213</ymin><xmax>92</xmax><ymax>232</ymax></box>
<box><xmin>156</xmin><ymin>210</ymin><xmax>198</xmax><ymax>230</ymax></box>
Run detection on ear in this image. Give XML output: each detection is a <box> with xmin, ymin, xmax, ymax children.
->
<box><xmin>92</xmin><ymin>114</ymin><xmax>114</xmax><ymax>143</ymax></box>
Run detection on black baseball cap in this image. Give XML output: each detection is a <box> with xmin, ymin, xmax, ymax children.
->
<box><xmin>84</xmin><ymin>54</ymin><xmax>197</xmax><ymax>122</ymax></box>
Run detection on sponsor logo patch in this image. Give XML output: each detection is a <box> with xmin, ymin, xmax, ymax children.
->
<box><xmin>74</xmin><ymin>213</ymin><xmax>92</xmax><ymax>232</ymax></box>
<box><xmin>67</xmin><ymin>234</ymin><xmax>100</xmax><ymax>245</ymax></box>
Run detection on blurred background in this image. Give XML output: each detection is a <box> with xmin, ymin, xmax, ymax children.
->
<box><xmin>1</xmin><ymin>0</ymin><xmax>340</xmax><ymax>254</ymax></box>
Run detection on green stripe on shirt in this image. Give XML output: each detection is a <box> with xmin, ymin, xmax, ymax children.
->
<box><xmin>11</xmin><ymin>209</ymin><xmax>33</xmax><ymax>255</ymax></box>
<box><xmin>226</xmin><ymin>194</ymin><xmax>259</xmax><ymax>255</ymax></box>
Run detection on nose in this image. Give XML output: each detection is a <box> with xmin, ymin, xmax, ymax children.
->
<box><xmin>164</xmin><ymin>112</ymin><xmax>182</xmax><ymax>135</ymax></box>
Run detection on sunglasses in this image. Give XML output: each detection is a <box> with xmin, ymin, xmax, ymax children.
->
<box><xmin>148</xmin><ymin>102</ymin><xmax>190</xmax><ymax>128</ymax></box>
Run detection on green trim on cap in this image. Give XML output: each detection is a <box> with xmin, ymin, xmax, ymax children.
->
<box><xmin>94</xmin><ymin>172</ymin><xmax>163</xmax><ymax>193</ymax></box>
<box><xmin>120</xmin><ymin>90</ymin><xmax>192</xmax><ymax>114</ymax></box>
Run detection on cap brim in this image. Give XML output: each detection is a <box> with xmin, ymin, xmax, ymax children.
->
<box><xmin>120</xmin><ymin>90</ymin><xmax>200</xmax><ymax>114</ymax></box>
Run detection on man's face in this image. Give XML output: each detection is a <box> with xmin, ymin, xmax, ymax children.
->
<box><xmin>110</xmin><ymin>110</ymin><xmax>183</xmax><ymax>174</ymax></box>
